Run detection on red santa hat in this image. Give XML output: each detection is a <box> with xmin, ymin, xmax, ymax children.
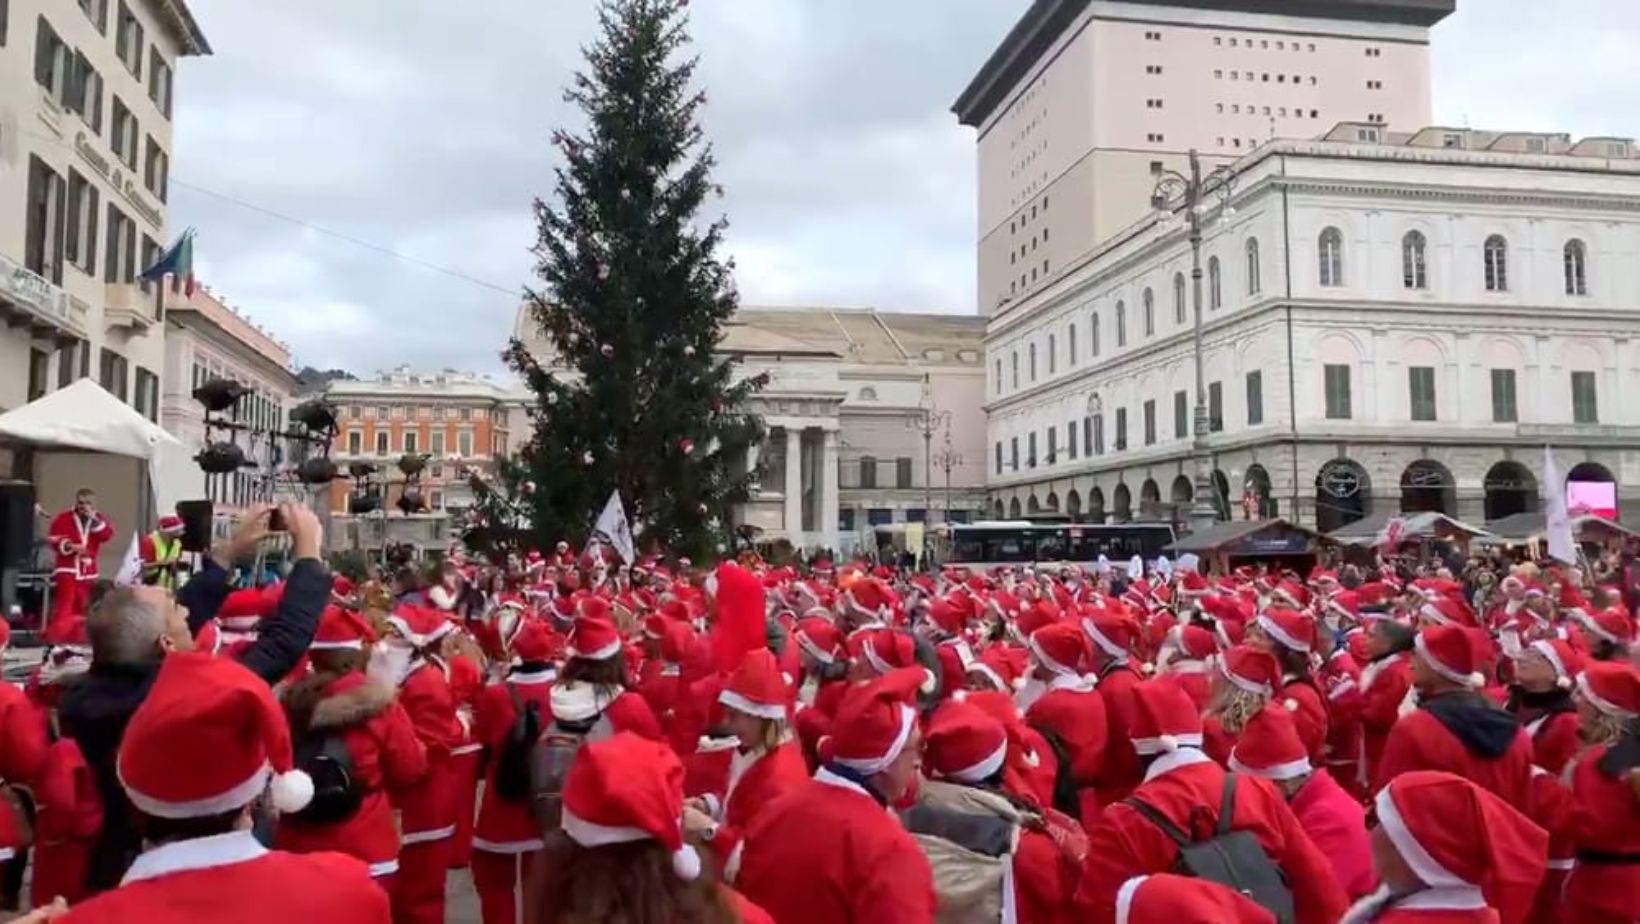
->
<box><xmin>1419</xmin><ymin>595</ymin><xmax>1477</xmax><ymax>629</ymax></box>
<box><xmin>309</xmin><ymin>605</ymin><xmax>375</xmax><ymax>651</ymax></box>
<box><xmin>1217</xmin><ymin>645</ymin><xmax>1280</xmax><ymax>698</ymax></box>
<box><xmin>1374</xmin><ymin>770</ymin><xmax>1548</xmax><ymax>903</ymax></box>
<box><xmin>966</xmin><ymin>646</ymin><xmax>1023</xmax><ymax>692</ymax></box>
<box><xmin>1115</xmin><ymin>873</ymin><xmax>1275</xmax><ymax>924</ymax></box>
<box><xmin>1228</xmin><ymin>703</ymin><xmax>1311</xmax><ymax>781</ymax></box>
<box><xmin>569</xmin><ymin>611</ymin><xmax>622</xmax><ymax>661</ymax></box>
<box><xmin>925</xmin><ymin>598</ymin><xmax>967</xmax><ymax>637</ymax></box>
<box><xmin>1414</xmin><ymin>625</ymin><xmax>1487</xmax><ymax>689</ymax></box>
<box><xmin>861</xmin><ymin>628</ymin><xmax>918</xmax><ymax>675</ymax></box>
<box><xmin>386</xmin><ymin>605</ymin><xmax>454</xmax><ymax>650</ymax></box>
<box><xmin>508</xmin><ymin>618</ymin><xmax>560</xmax><ymax>665</ymax></box>
<box><xmin>117</xmin><ymin>652</ymin><xmax>313</xmax><ymax>818</ymax></box>
<box><xmin>793</xmin><ymin>616</ymin><xmax>843</xmax><ymax>665</ymax></box>
<box><xmin>843</xmin><ymin>578</ymin><xmax>895</xmax><ymax>623</ymax></box>
<box><xmin>923</xmin><ymin>700</ymin><xmax>1009</xmax><ymax>785</ymax></box>
<box><xmin>1081</xmin><ymin>611</ymin><xmax>1139</xmax><ymax>663</ymax></box>
<box><xmin>1029</xmin><ymin>622</ymin><xmax>1091</xmax><ymax>679</ymax></box>
<box><xmin>1176</xmin><ymin>571</ymin><xmax>1210</xmax><ymax>597</ymax></box>
<box><xmin>819</xmin><ymin>667</ymin><xmax>930</xmax><ymax>774</ymax></box>
<box><xmin>561</xmin><ymin>731</ymin><xmax>701</xmax><ymax>880</ymax></box>
<box><xmin>156</xmin><ymin>514</ymin><xmax>185</xmax><ymax>535</ymax></box>
<box><xmin>1254</xmin><ymin>607</ymin><xmax>1314</xmax><ymax>654</ymax></box>
<box><xmin>1525</xmin><ymin>638</ymin><xmax>1583</xmax><ymax>690</ymax></box>
<box><xmin>718</xmin><ymin>649</ymin><xmax>790</xmax><ymax>721</ymax></box>
<box><xmin>1575</xmin><ymin>606</ymin><xmax>1637</xmax><ymax>646</ymax></box>
<box><xmin>1268</xmin><ymin>580</ymin><xmax>1308</xmax><ymax>609</ymax></box>
<box><xmin>1127</xmin><ymin>676</ymin><xmax>1203</xmax><ymax>755</ymax></box>
<box><xmin>1168</xmin><ymin>625</ymin><xmax>1218</xmax><ymax>661</ymax></box>
<box><xmin>1577</xmin><ymin>662</ymin><xmax>1640</xmax><ymax>720</ymax></box>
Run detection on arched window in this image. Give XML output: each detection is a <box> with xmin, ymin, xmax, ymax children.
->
<box><xmin>1402</xmin><ymin>231</ymin><xmax>1427</xmax><ymax>290</ymax></box>
<box><xmin>1208</xmin><ymin>257</ymin><xmax>1222</xmax><ymax>310</ymax></box>
<box><xmin>1173</xmin><ymin>272</ymin><xmax>1186</xmax><ymax>323</ymax></box>
<box><xmin>1484</xmin><ymin>235</ymin><xmax>1508</xmax><ymax>292</ymax></box>
<box><xmin>1116</xmin><ymin>301</ymin><xmax>1127</xmax><ymax>347</ymax></box>
<box><xmin>1142</xmin><ymin>288</ymin><xmax>1155</xmax><ymax>336</ymax></box>
<box><xmin>1091</xmin><ymin>314</ymin><xmax>1101</xmax><ymax>357</ymax></box>
<box><xmin>1029</xmin><ymin>342</ymin><xmax>1038</xmax><ymax>381</ymax></box>
<box><xmin>1564</xmin><ymin>239</ymin><xmax>1588</xmax><ymax>296</ymax></box>
<box><xmin>1245</xmin><ymin>238</ymin><xmax>1261</xmax><ymax>295</ymax></box>
<box><xmin>1047</xmin><ymin>334</ymin><xmax>1057</xmax><ymax>374</ymax></box>
<box><xmin>1068</xmin><ymin>324</ymin><xmax>1078</xmax><ymax>365</ymax></box>
<box><xmin>1318</xmin><ymin>227</ymin><xmax>1343</xmax><ymax>287</ymax></box>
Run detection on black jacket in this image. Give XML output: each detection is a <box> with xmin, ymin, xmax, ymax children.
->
<box><xmin>59</xmin><ymin>557</ymin><xmax>328</xmax><ymax>894</ymax></box>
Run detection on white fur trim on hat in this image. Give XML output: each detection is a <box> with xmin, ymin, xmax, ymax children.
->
<box><xmin>1418</xmin><ymin>603</ymin><xmax>1452</xmax><ymax>627</ymax></box>
<box><xmin>794</xmin><ymin>630</ymin><xmax>836</xmax><ymax>665</ymax></box>
<box><xmin>718</xmin><ymin>689</ymin><xmax>787</xmax><ymax>722</ymax></box>
<box><xmin>308</xmin><ymin>639</ymin><xmax>364</xmax><ymax>651</ymax></box>
<box><xmin>1578</xmin><ymin>671</ymin><xmax>1639</xmax><ymax>720</ymax></box>
<box><xmin>967</xmin><ymin>662</ymin><xmax>1006</xmax><ymax>691</ymax></box>
<box><xmin>1528</xmin><ymin>640</ymin><xmax>1571</xmax><ymax>687</ymax></box>
<box><xmin>1573</xmin><ymin>609</ymin><xmax>1622</xmax><ymax>645</ymax></box>
<box><xmin>1414</xmin><ymin>633</ymin><xmax>1483</xmax><ymax>689</ymax></box>
<box><xmin>1217</xmin><ymin>658</ymin><xmax>1273</xmax><ymax>698</ymax></box>
<box><xmin>1229</xmin><ymin>752</ymin><xmax>1312</xmax><ymax>781</ymax></box>
<box><xmin>1115</xmin><ymin>875</ymin><xmax>1148</xmax><ymax>924</ymax></box>
<box><xmin>1256</xmin><ymin>613</ymin><xmax>1311</xmax><ymax>653</ymax></box>
<box><xmin>120</xmin><ymin>761</ymin><xmax>274</xmax><ymax>819</ymax></box>
<box><xmin>1131</xmin><ymin>732</ymin><xmax>1203</xmax><ymax>756</ymax></box>
<box><xmin>940</xmin><ymin>739</ymin><xmax>1009</xmax><ymax>785</ymax></box>
<box><xmin>1375</xmin><ymin>786</ymin><xmax>1469</xmax><ymax>889</ymax></box>
<box><xmin>861</xmin><ymin>638</ymin><xmax>894</xmax><ymax>675</ymax></box>
<box><xmin>573</xmin><ymin>637</ymin><xmax>622</xmax><ymax>661</ymax></box>
<box><xmin>1027</xmin><ymin>634</ymin><xmax>1079</xmax><ymax>679</ymax></box>
<box><xmin>831</xmin><ymin>704</ymin><xmax>916</xmax><ymax>776</ymax></box>
<box><xmin>1081</xmin><ymin>618</ymin><xmax>1128</xmax><ymax>661</ymax></box>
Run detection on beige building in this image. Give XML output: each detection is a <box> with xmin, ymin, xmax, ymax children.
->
<box><xmin>511</xmin><ymin>305</ymin><xmax>990</xmax><ymax>555</ymax></box>
<box><xmin>953</xmin><ymin>0</ymin><xmax>1451</xmax><ymax>315</ymax></box>
<box><xmin>161</xmin><ymin>285</ymin><xmax>297</xmax><ymax>516</ymax></box>
<box><xmin>0</xmin><ymin>0</ymin><xmax>209</xmax><ymax>433</ymax></box>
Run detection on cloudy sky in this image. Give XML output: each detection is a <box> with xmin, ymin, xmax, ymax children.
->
<box><xmin>172</xmin><ymin>0</ymin><xmax>1639</xmax><ymax>376</ymax></box>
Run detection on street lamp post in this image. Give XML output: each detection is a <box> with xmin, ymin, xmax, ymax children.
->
<box><xmin>932</xmin><ymin>433</ymin><xmax>963</xmax><ymax>523</ymax></box>
<box><xmin>907</xmin><ymin>377</ymin><xmax>951</xmax><ymax>566</ymax></box>
<box><xmin>1151</xmin><ymin>149</ymin><xmax>1236</xmax><ymax>535</ymax></box>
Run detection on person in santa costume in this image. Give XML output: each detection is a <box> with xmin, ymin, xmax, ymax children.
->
<box><xmin>381</xmin><ymin>605</ymin><xmax>462</xmax><ymax>924</ymax></box>
<box><xmin>58</xmin><ymin>652</ymin><xmax>389</xmax><ymax>923</ymax></box>
<box><xmin>470</xmin><ymin>617</ymin><xmax>559</xmax><ymax>924</ymax></box>
<box><xmin>1341</xmin><ymin>770</ymin><xmax>1547</xmax><ymax>924</ymax></box>
<box><xmin>1114</xmin><ymin>873</ymin><xmax>1275</xmax><ymax>924</ymax></box>
<box><xmin>1202</xmin><ymin>644</ymin><xmax>1279</xmax><ymax>765</ymax></box>
<box><xmin>1080</xmin><ymin>610</ymin><xmax>1147</xmax><ymax>806</ymax></box>
<box><xmin>23</xmin><ymin>619</ymin><xmax>100</xmax><ymax>910</ymax></box>
<box><xmin>1504</xmin><ymin>638</ymin><xmax>1583</xmax><ymax>776</ymax></box>
<box><xmin>1075</xmin><ymin>675</ymin><xmax>1348</xmax><ymax>924</ymax></box>
<box><xmin>0</xmin><ymin>617</ymin><xmax>47</xmax><ymax>910</ymax></box>
<box><xmin>1560</xmin><ymin>662</ymin><xmax>1640</xmax><ymax>923</ymax></box>
<box><xmin>1248</xmin><ymin>606</ymin><xmax>1330</xmax><ymax>768</ymax></box>
<box><xmin>789</xmin><ymin>616</ymin><xmax>849</xmax><ymax>768</ymax></box>
<box><xmin>443</xmin><ymin>623</ymin><xmax>488</xmax><ymax>870</ymax></box>
<box><xmin>907</xmin><ymin>697</ymin><xmax>1083</xmax><ymax>923</ymax></box>
<box><xmin>1156</xmin><ymin>624</ymin><xmax>1216</xmax><ymax>712</ymax></box>
<box><xmin>275</xmin><ymin>606</ymin><xmax>427</xmax><ymax>884</ymax></box>
<box><xmin>1229</xmin><ymin>703</ymin><xmax>1374</xmax><ymax>899</ymax></box>
<box><xmin>524</xmin><ymin>731</ymin><xmax>772</xmax><ymax>923</ymax></box>
<box><xmin>46</xmin><ymin>489</ymin><xmax>113</xmax><ymax>634</ymax></box>
<box><xmin>1375</xmin><ymin>626</ymin><xmax>1533</xmax><ymax>811</ymax></box>
<box><xmin>549</xmin><ymin>607</ymin><xmax>662</xmax><ymax>739</ymax></box>
<box><xmin>733</xmin><ymin>667</ymin><xmax>937</xmax><ymax>924</ymax></box>
<box><xmin>1357</xmin><ymin>617</ymin><xmax>1416</xmax><ymax>792</ymax></box>
<box><xmin>1020</xmin><ymin>622</ymin><xmax>1108</xmax><ymax>824</ymax></box>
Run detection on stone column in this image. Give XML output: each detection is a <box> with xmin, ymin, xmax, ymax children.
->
<box><xmin>783</xmin><ymin>427</ymin><xmax>802</xmax><ymax>548</ymax></box>
<box><xmin>821</xmin><ymin>428</ymin><xmax>840</xmax><ymax>553</ymax></box>
<box><xmin>745</xmin><ymin>442</ymin><xmax>761</xmax><ymax>491</ymax></box>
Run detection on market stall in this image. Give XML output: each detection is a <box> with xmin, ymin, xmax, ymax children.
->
<box><xmin>1165</xmin><ymin>518</ymin><xmax>1321</xmax><ymax>575</ymax></box>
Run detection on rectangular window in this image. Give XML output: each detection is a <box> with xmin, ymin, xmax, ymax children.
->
<box><xmin>133</xmin><ymin>366</ymin><xmax>157</xmax><ymax>420</ymax></box>
<box><xmin>1010</xmin><ymin>437</ymin><xmax>1019</xmax><ymax>471</ymax></box>
<box><xmin>457</xmin><ymin>431</ymin><xmax>473</xmax><ymax>457</ymax></box>
<box><xmin>28</xmin><ymin>350</ymin><xmax>50</xmax><ymax>401</ymax></box>
<box><xmin>1246</xmin><ymin>371</ymin><xmax>1264</xmax><ymax>426</ymax></box>
<box><xmin>1408</xmin><ymin>366</ymin><xmax>1437</xmax><ymax>421</ymax></box>
<box><xmin>34</xmin><ymin>17</ymin><xmax>71</xmax><ymax>103</ymax></box>
<box><xmin>104</xmin><ymin>204</ymin><xmax>135</xmax><ymax>282</ymax></box>
<box><xmin>58</xmin><ymin>340</ymin><xmax>85</xmax><ymax>388</ymax></box>
<box><xmin>70</xmin><ymin>51</ymin><xmax>103</xmax><ymax>133</ymax></box>
<box><xmin>144</xmin><ymin>136</ymin><xmax>168</xmax><ymax>201</ymax></box>
<box><xmin>347</xmin><ymin>431</ymin><xmax>362</xmax><ymax>455</ymax></box>
<box><xmin>1047</xmin><ymin>427</ymin><xmax>1058</xmax><ymax>463</ymax></box>
<box><xmin>1143</xmin><ymin>400</ymin><xmax>1157</xmax><ymax>446</ymax></box>
<box><xmin>65</xmin><ymin>170</ymin><xmax>99</xmax><ymax>274</ymax></box>
<box><xmin>1093</xmin><ymin>414</ymin><xmax>1105</xmax><ymax>455</ymax></box>
<box><xmin>1083</xmin><ymin>417</ymin><xmax>1092</xmax><ymax>456</ymax></box>
<box><xmin>25</xmin><ymin>156</ymin><xmax>67</xmax><ymax>284</ymax></box>
<box><xmin>1208</xmin><ymin>382</ymin><xmax>1224</xmax><ymax>432</ymax></box>
<box><xmin>895</xmin><ymin>457</ymin><xmax>913</xmax><ymax>489</ymax></box>
<box><xmin>1114</xmin><ymin>409</ymin><xmax>1128</xmax><ymax>451</ymax></box>
<box><xmin>995</xmin><ymin>441</ymin><xmax>1003</xmax><ymax>475</ymax></box>
<box><xmin>429</xmin><ymin>430</ymin><xmax>445</xmax><ymax>456</ymax></box>
<box><xmin>111</xmin><ymin>96</ymin><xmax>137</xmax><ymax>169</ymax></box>
<box><xmin>403</xmin><ymin>431</ymin><xmax>419</xmax><ymax>454</ymax></box>
<box><xmin>1324</xmin><ymin>364</ymin><xmax>1352</xmax><ymax>419</ymax></box>
<box><xmin>1174</xmin><ymin>390</ymin><xmax>1188</xmax><ymax>439</ymax></box>
<box><xmin>98</xmin><ymin>348</ymin><xmax>128</xmax><ymax>401</ymax></box>
<box><xmin>1066</xmin><ymin>421</ymin><xmax>1078</xmax><ymax>460</ymax></box>
<box><xmin>78</xmin><ymin>0</ymin><xmax>108</xmax><ymax>31</ymax></box>
<box><xmin>1572</xmin><ymin>371</ymin><xmax>1599</xmax><ymax>424</ymax></box>
<box><xmin>374</xmin><ymin>431</ymin><xmax>389</xmax><ymax>455</ymax></box>
<box><xmin>1027</xmin><ymin>433</ymin><xmax>1038</xmax><ymax>468</ymax></box>
<box><xmin>1490</xmin><ymin>369</ymin><xmax>1517</xmax><ymax>423</ymax></box>
<box><xmin>114</xmin><ymin>1</ymin><xmax>142</xmax><ymax>77</ymax></box>
<box><xmin>148</xmin><ymin>47</ymin><xmax>172</xmax><ymax>117</ymax></box>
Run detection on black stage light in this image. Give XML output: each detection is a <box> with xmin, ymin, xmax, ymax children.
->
<box><xmin>195</xmin><ymin>442</ymin><xmax>247</xmax><ymax>474</ymax></box>
<box><xmin>193</xmin><ymin>378</ymin><xmax>249</xmax><ymax>414</ymax></box>
<box><xmin>290</xmin><ymin>400</ymin><xmax>338</xmax><ymax>433</ymax></box>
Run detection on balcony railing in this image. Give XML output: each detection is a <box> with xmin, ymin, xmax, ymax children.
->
<box><xmin>0</xmin><ymin>253</ymin><xmax>89</xmax><ymax>340</ymax></box>
<box><xmin>104</xmin><ymin>282</ymin><xmax>156</xmax><ymax>330</ymax></box>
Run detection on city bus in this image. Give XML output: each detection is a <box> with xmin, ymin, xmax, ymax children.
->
<box><xmin>934</xmin><ymin>520</ymin><xmax>1178</xmax><ymax>572</ymax></box>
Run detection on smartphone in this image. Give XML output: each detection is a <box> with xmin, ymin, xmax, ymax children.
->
<box><xmin>267</xmin><ymin>508</ymin><xmax>287</xmax><ymax>532</ymax></box>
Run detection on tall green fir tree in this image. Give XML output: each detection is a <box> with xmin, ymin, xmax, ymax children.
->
<box><xmin>495</xmin><ymin>0</ymin><xmax>764</xmax><ymax>561</ymax></box>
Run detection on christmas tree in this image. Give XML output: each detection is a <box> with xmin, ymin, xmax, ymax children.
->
<box><xmin>493</xmin><ymin>0</ymin><xmax>764</xmax><ymax>561</ymax></box>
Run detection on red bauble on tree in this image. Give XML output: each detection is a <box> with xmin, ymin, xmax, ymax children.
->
<box><xmin>678</xmin><ymin>439</ymin><xmax>695</xmax><ymax>456</ymax></box>
<box><xmin>600</xmin><ymin>343</ymin><xmax>615</xmax><ymax>358</ymax></box>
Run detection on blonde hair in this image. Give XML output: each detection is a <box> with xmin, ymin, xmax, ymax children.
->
<box><xmin>1207</xmin><ymin>684</ymin><xmax>1266</xmax><ymax>736</ymax></box>
<box><xmin>1581</xmin><ymin>709</ymin><xmax>1628</xmax><ymax>749</ymax></box>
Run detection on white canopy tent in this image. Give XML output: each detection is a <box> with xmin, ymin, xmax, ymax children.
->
<box><xmin>0</xmin><ymin>380</ymin><xmax>202</xmax><ymax>576</ymax></box>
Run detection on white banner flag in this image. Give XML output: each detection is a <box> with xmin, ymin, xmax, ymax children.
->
<box><xmin>592</xmin><ymin>490</ymin><xmax>635</xmax><ymax>564</ymax></box>
<box><xmin>114</xmin><ymin>531</ymin><xmax>144</xmax><ymax>586</ymax></box>
<box><xmin>1543</xmin><ymin>445</ymin><xmax>1576</xmax><ymax>564</ymax></box>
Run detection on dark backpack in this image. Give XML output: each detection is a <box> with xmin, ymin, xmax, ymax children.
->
<box><xmin>492</xmin><ymin>684</ymin><xmax>542</xmax><ymax>803</ymax></box>
<box><xmin>1125</xmin><ymin>772</ymin><xmax>1295</xmax><ymax>924</ymax></box>
<box><xmin>289</xmin><ymin>729</ymin><xmax>362</xmax><ymax>825</ymax></box>
<box><xmin>1028</xmin><ymin>723</ymin><xmax>1082</xmax><ymax>819</ymax></box>
<box><xmin>528</xmin><ymin>715</ymin><xmax>602</xmax><ymax>833</ymax></box>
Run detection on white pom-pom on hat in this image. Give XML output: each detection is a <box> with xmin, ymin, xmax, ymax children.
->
<box><xmin>1157</xmin><ymin>734</ymin><xmax>1179</xmax><ymax>752</ymax></box>
<box><xmin>672</xmin><ymin>844</ymin><xmax>701</xmax><ymax>880</ymax></box>
<box><xmin>1556</xmin><ymin>675</ymin><xmax>1573</xmax><ymax>690</ymax></box>
<box><xmin>270</xmin><ymin>769</ymin><xmax>314</xmax><ymax>815</ymax></box>
<box><xmin>1282</xmin><ymin>698</ymin><xmax>1299</xmax><ymax>712</ymax></box>
<box><xmin>919</xmin><ymin>669</ymin><xmax>939</xmax><ymax>696</ymax></box>
<box><xmin>1467</xmin><ymin>672</ymin><xmax>1486</xmax><ymax>689</ymax></box>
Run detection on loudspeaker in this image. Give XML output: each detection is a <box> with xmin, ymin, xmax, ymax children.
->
<box><xmin>176</xmin><ymin>500</ymin><xmax>214</xmax><ymax>553</ymax></box>
<box><xmin>0</xmin><ymin>482</ymin><xmax>36</xmax><ymax>569</ymax></box>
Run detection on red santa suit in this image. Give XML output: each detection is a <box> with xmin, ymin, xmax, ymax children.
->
<box><xmin>63</xmin><ymin>652</ymin><xmax>391</xmax><ymax>924</ymax></box>
<box><xmin>383</xmin><ymin>608</ymin><xmax>461</xmax><ymax>924</ymax></box>
<box><xmin>1340</xmin><ymin>770</ymin><xmax>1547</xmax><ymax>924</ymax></box>
<box><xmin>701</xmin><ymin>651</ymin><xmax>809</xmax><ymax>876</ymax></box>
<box><xmin>1075</xmin><ymin>677</ymin><xmax>1349</xmax><ymax>924</ymax></box>
<box><xmin>46</xmin><ymin>506</ymin><xmax>112</xmax><ymax>630</ymax></box>
<box><xmin>470</xmin><ymin>655</ymin><xmax>555</xmax><ymax>924</ymax></box>
<box><xmin>1358</xmin><ymin>647</ymin><xmax>1413</xmax><ymax>791</ymax></box>
<box><xmin>733</xmin><ymin>668</ymin><xmax>937</xmax><ymax>924</ymax></box>
<box><xmin>1560</xmin><ymin>664</ymin><xmax>1640</xmax><ymax>924</ymax></box>
<box><xmin>444</xmin><ymin>649</ymin><xmax>485</xmax><ymax>869</ymax></box>
<box><xmin>1082</xmin><ymin>613</ymin><xmax>1146</xmax><ymax>806</ymax></box>
<box><xmin>1323</xmin><ymin>646</ymin><xmax>1366</xmax><ymax>800</ymax></box>
<box><xmin>1022</xmin><ymin>623</ymin><xmax>1108</xmax><ymax>825</ymax></box>
<box><xmin>30</xmin><ymin>733</ymin><xmax>101</xmax><ymax>908</ymax></box>
<box><xmin>1115</xmin><ymin>872</ymin><xmax>1278</xmax><ymax>923</ymax></box>
<box><xmin>0</xmin><ymin>673</ymin><xmax>49</xmax><ymax>862</ymax></box>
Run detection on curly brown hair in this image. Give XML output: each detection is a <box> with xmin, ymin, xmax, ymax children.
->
<box><xmin>525</xmin><ymin>833</ymin><xmax>739</xmax><ymax>924</ymax></box>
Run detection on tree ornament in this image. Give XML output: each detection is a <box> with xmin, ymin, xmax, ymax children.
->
<box><xmin>600</xmin><ymin>343</ymin><xmax>615</xmax><ymax>358</ymax></box>
<box><xmin>546</xmin><ymin>391</ymin><xmax>558</xmax><ymax>405</ymax></box>
<box><xmin>709</xmin><ymin>398</ymin><xmax>722</xmax><ymax>413</ymax></box>
<box><xmin>520</xmin><ymin>481</ymin><xmax>536</xmax><ymax>495</ymax></box>
<box><xmin>581</xmin><ymin>450</ymin><xmax>595</xmax><ymax>466</ymax></box>
<box><xmin>596</xmin><ymin>263</ymin><xmax>609</xmax><ymax>280</ymax></box>
<box><xmin>697</xmin><ymin>503</ymin><xmax>709</xmax><ymax>515</ymax></box>
<box><xmin>679</xmin><ymin>439</ymin><xmax>695</xmax><ymax>455</ymax></box>
<box><xmin>683</xmin><ymin>345</ymin><xmax>696</xmax><ymax>357</ymax></box>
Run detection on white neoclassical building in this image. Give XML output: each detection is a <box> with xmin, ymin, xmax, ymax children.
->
<box><xmin>981</xmin><ymin>125</ymin><xmax>1640</xmax><ymax>531</ymax></box>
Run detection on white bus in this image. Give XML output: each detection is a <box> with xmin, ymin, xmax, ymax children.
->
<box><xmin>935</xmin><ymin>520</ymin><xmax>1177</xmax><ymax>571</ymax></box>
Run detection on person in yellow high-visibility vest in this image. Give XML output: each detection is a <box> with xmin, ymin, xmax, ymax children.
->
<box><xmin>137</xmin><ymin>514</ymin><xmax>188</xmax><ymax>589</ymax></box>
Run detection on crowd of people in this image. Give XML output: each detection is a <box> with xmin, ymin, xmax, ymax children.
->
<box><xmin>2</xmin><ymin>502</ymin><xmax>1639</xmax><ymax>924</ymax></box>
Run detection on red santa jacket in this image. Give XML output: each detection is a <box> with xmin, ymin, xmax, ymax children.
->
<box><xmin>1358</xmin><ymin>651</ymin><xmax>1413</xmax><ymax>788</ymax></box>
<box><xmin>445</xmin><ymin>652</ymin><xmax>485</xmax><ymax>758</ymax></box>
<box><xmin>1564</xmin><ymin>744</ymin><xmax>1640</xmax><ymax>921</ymax></box>
<box><xmin>47</xmin><ymin>510</ymin><xmax>112</xmax><ymax>580</ymax></box>
<box><xmin>932</xmin><ymin>638</ymin><xmax>973</xmax><ymax>698</ymax></box>
<box><xmin>706</xmin><ymin>740</ymin><xmax>808</xmax><ymax>872</ymax></box>
<box><xmin>1374</xmin><ymin>692</ymin><xmax>1534</xmax><ymax>813</ymax></box>
<box><xmin>1522</xmin><ymin>707</ymin><xmax>1580</xmax><ymax>776</ymax></box>
<box><xmin>1340</xmin><ymin>891</ymin><xmax>1502</xmax><ymax>923</ymax></box>
<box><xmin>1280</xmin><ymin>673</ymin><xmax>1331</xmax><ymax>769</ymax></box>
<box><xmin>1288</xmin><ymin>768</ymin><xmax>1375</xmax><ymax>899</ymax></box>
<box><xmin>1092</xmin><ymin>663</ymin><xmax>1145</xmax><ymax>805</ymax></box>
<box><xmin>1075</xmin><ymin>750</ymin><xmax>1350</xmax><ymax>924</ymax></box>
<box><xmin>277</xmin><ymin>673</ymin><xmax>428</xmax><ymax>875</ymax></box>
<box><xmin>1165</xmin><ymin>661</ymin><xmax>1211</xmax><ymax>713</ymax></box>
<box><xmin>33</xmin><ymin>735</ymin><xmax>101</xmax><ymax>844</ymax></box>
<box><xmin>58</xmin><ymin>831</ymin><xmax>390</xmax><ymax>923</ymax></box>
<box><xmin>734</xmin><ymin>769</ymin><xmax>936</xmax><ymax>924</ymax></box>
<box><xmin>0</xmin><ymin>682</ymin><xmax>48</xmax><ymax>856</ymax></box>
<box><xmin>1023</xmin><ymin>678</ymin><xmax>1108</xmax><ymax>791</ymax></box>
<box><xmin>389</xmin><ymin>658</ymin><xmax>460</xmax><ymax>842</ymax></box>
<box><xmin>471</xmin><ymin>667</ymin><xmax>556</xmax><ymax>853</ymax></box>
